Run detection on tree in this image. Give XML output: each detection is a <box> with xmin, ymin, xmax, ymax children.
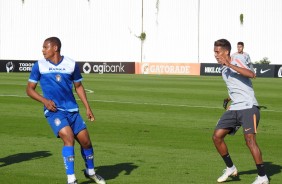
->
<box><xmin>254</xmin><ymin>57</ymin><xmax>271</xmax><ymax>65</ymax></box>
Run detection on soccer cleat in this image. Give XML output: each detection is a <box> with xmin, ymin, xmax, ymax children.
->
<box><xmin>252</xmin><ymin>175</ymin><xmax>269</xmax><ymax>184</ymax></box>
<box><xmin>68</xmin><ymin>180</ymin><xmax>78</xmax><ymax>184</ymax></box>
<box><xmin>84</xmin><ymin>170</ymin><xmax>106</xmax><ymax>184</ymax></box>
<box><xmin>217</xmin><ymin>165</ymin><xmax>238</xmax><ymax>183</ymax></box>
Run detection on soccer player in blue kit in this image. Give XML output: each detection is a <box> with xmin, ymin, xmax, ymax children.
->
<box><xmin>212</xmin><ymin>39</ymin><xmax>269</xmax><ymax>184</ymax></box>
<box><xmin>26</xmin><ymin>37</ymin><xmax>105</xmax><ymax>184</ymax></box>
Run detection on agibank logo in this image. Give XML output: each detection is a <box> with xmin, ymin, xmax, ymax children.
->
<box><xmin>83</xmin><ymin>62</ymin><xmax>126</xmax><ymax>74</ymax></box>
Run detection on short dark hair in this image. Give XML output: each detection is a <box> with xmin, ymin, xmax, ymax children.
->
<box><xmin>237</xmin><ymin>42</ymin><xmax>244</xmax><ymax>46</ymax></box>
<box><xmin>214</xmin><ymin>39</ymin><xmax>231</xmax><ymax>55</ymax></box>
<box><xmin>45</xmin><ymin>37</ymin><xmax>61</xmax><ymax>52</ymax></box>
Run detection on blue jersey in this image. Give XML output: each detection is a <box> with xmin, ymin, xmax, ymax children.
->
<box><xmin>28</xmin><ymin>56</ymin><xmax>82</xmax><ymax>113</ymax></box>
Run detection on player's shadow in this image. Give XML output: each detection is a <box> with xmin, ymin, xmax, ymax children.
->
<box><xmin>80</xmin><ymin>162</ymin><xmax>138</xmax><ymax>184</ymax></box>
<box><xmin>0</xmin><ymin>151</ymin><xmax>52</xmax><ymax>167</ymax></box>
<box><xmin>237</xmin><ymin>161</ymin><xmax>281</xmax><ymax>182</ymax></box>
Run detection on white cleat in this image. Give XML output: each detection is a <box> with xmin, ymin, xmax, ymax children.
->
<box><xmin>252</xmin><ymin>175</ymin><xmax>269</xmax><ymax>184</ymax></box>
<box><xmin>217</xmin><ymin>165</ymin><xmax>238</xmax><ymax>183</ymax></box>
<box><xmin>84</xmin><ymin>170</ymin><xmax>106</xmax><ymax>184</ymax></box>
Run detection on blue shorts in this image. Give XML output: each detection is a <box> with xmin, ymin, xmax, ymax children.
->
<box><xmin>45</xmin><ymin>110</ymin><xmax>87</xmax><ymax>137</ymax></box>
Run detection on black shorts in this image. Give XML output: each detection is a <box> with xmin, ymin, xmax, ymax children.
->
<box><xmin>215</xmin><ymin>106</ymin><xmax>260</xmax><ymax>135</ymax></box>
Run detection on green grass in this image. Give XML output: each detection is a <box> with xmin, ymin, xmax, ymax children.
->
<box><xmin>0</xmin><ymin>73</ymin><xmax>281</xmax><ymax>184</ymax></box>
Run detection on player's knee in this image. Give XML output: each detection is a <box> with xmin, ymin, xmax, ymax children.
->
<box><xmin>60</xmin><ymin>134</ymin><xmax>75</xmax><ymax>146</ymax></box>
<box><xmin>80</xmin><ymin>139</ymin><xmax>92</xmax><ymax>148</ymax></box>
<box><xmin>212</xmin><ymin>134</ymin><xmax>222</xmax><ymax>143</ymax></box>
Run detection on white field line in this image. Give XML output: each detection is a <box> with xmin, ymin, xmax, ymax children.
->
<box><xmin>0</xmin><ymin>93</ymin><xmax>281</xmax><ymax>113</ymax></box>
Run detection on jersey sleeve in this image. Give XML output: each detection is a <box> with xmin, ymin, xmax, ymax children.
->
<box><xmin>73</xmin><ymin>63</ymin><xmax>83</xmax><ymax>82</ymax></box>
<box><xmin>28</xmin><ymin>62</ymin><xmax>40</xmax><ymax>83</ymax></box>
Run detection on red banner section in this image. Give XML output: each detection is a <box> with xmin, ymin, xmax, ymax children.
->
<box><xmin>135</xmin><ymin>62</ymin><xmax>200</xmax><ymax>75</ymax></box>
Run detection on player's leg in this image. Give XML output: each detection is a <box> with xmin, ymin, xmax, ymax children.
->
<box><xmin>76</xmin><ymin>129</ymin><xmax>95</xmax><ymax>174</ymax></box>
<box><xmin>241</xmin><ymin>106</ymin><xmax>269</xmax><ymax>184</ymax></box>
<box><xmin>76</xmin><ymin>129</ymin><xmax>106</xmax><ymax>184</ymax></box>
<box><xmin>244</xmin><ymin>134</ymin><xmax>268</xmax><ymax>184</ymax></box>
<box><xmin>45</xmin><ymin>110</ymin><xmax>77</xmax><ymax>184</ymax></box>
<box><xmin>72</xmin><ymin>113</ymin><xmax>106</xmax><ymax>184</ymax></box>
<box><xmin>212</xmin><ymin>129</ymin><xmax>230</xmax><ymax>156</ymax></box>
<box><xmin>213</xmin><ymin>111</ymin><xmax>239</xmax><ymax>182</ymax></box>
<box><xmin>59</xmin><ymin>126</ymin><xmax>77</xmax><ymax>184</ymax></box>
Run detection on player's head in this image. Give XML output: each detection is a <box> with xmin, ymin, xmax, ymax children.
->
<box><xmin>42</xmin><ymin>37</ymin><xmax>61</xmax><ymax>60</ymax></box>
<box><xmin>44</xmin><ymin>37</ymin><xmax>61</xmax><ymax>52</ymax></box>
<box><xmin>214</xmin><ymin>39</ymin><xmax>231</xmax><ymax>64</ymax></box>
<box><xmin>214</xmin><ymin>39</ymin><xmax>231</xmax><ymax>55</ymax></box>
<box><xmin>237</xmin><ymin>41</ymin><xmax>244</xmax><ymax>54</ymax></box>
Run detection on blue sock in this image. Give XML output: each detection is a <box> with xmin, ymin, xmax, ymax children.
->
<box><xmin>81</xmin><ymin>147</ymin><xmax>95</xmax><ymax>169</ymax></box>
<box><xmin>62</xmin><ymin>146</ymin><xmax>75</xmax><ymax>175</ymax></box>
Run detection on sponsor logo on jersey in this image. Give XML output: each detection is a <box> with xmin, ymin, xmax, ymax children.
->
<box><xmin>56</xmin><ymin>74</ymin><xmax>62</xmax><ymax>82</ymax></box>
<box><xmin>49</xmin><ymin>67</ymin><xmax>66</xmax><ymax>72</ymax></box>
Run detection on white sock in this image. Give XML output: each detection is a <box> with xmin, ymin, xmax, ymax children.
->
<box><xmin>67</xmin><ymin>174</ymin><xmax>76</xmax><ymax>183</ymax></box>
<box><xmin>87</xmin><ymin>168</ymin><xmax>95</xmax><ymax>176</ymax></box>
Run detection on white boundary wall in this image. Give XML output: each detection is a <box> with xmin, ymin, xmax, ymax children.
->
<box><xmin>0</xmin><ymin>0</ymin><xmax>281</xmax><ymax>64</ymax></box>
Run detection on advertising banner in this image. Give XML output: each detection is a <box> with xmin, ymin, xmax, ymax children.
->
<box><xmin>135</xmin><ymin>62</ymin><xmax>200</xmax><ymax>75</ymax></box>
<box><xmin>253</xmin><ymin>64</ymin><xmax>275</xmax><ymax>77</ymax></box>
<box><xmin>0</xmin><ymin>60</ymin><xmax>36</xmax><ymax>72</ymax></box>
<box><xmin>200</xmin><ymin>63</ymin><xmax>221</xmax><ymax>76</ymax></box>
<box><xmin>0</xmin><ymin>60</ymin><xmax>135</xmax><ymax>74</ymax></box>
<box><xmin>78</xmin><ymin>62</ymin><xmax>135</xmax><ymax>74</ymax></box>
<box><xmin>274</xmin><ymin>65</ymin><xmax>282</xmax><ymax>78</ymax></box>
<box><xmin>200</xmin><ymin>63</ymin><xmax>275</xmax><ymax>78</ymax></box>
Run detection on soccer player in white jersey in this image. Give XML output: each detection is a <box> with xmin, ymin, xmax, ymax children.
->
<box><xmin>223</xmin><ymin>42</ymin><xmax>253</xmax><ymax>108</ymax></box>
<box><xmin>212</xmin><ymin>39</ymin><xmax>269</xmax><ymax>184</ymax></box>
<box><xmin>232</xmin><ymin>42</ymin><xmax>252</xmax><ymax>64</ymax></box>
<box><xmin>26</xmin><ymin>37</ymin><xmax>106</xmax><ymax>184</ymax></box>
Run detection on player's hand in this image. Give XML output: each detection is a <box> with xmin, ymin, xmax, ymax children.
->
<box><xmin>216</xmin><ymin>55</ymin><xmax>230</xmax><ymax>66</ymax></box>
<box><xmin>44</xmin><ymin>99</ymin><xmax>57</xmax><ymax>112</ymax></box>
<box><xmin>223</xmin><ymin>98</ymin><xmax>230</xmax><ymax>109</ymax></box>
<box><xmin>86</xmin><ymin>109</ymin><xmax>95</xmax><ymax>122</ymax></box>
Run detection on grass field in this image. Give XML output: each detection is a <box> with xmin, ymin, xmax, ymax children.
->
<box><xmin>0</xmin><ymin>73</ymin><xmax>281</xmax><ymax>184</ymax></box>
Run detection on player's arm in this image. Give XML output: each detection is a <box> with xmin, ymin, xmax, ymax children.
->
<box><xmin>225</xmin><ymin>62</ymin><xmax>255</xmax><ymax>78</ymax></box>
<box><xmin>26</xmin><ymin>82</ymin><xmax>57</xmax><ymax>111</ymax></box>
<box><xmin>74</xmin><ymin>81</ymin><xmax>95</xmax><ymax>122</ymax></box>
<box><xmin>217</xmin><ymin>54</ymin><xmax>255</xmax><ymax>78</ymax></box>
